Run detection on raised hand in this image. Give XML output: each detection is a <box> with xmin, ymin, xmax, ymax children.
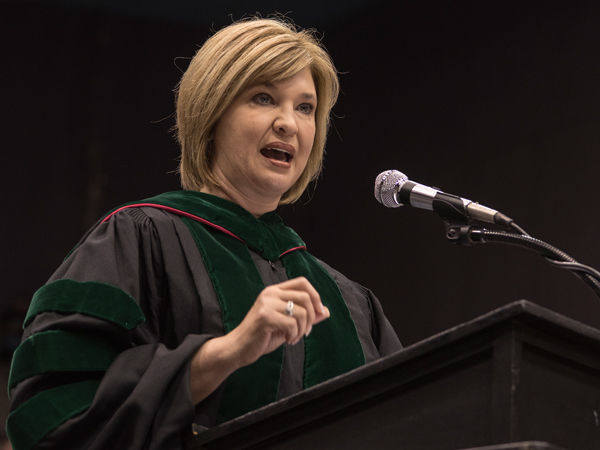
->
<box><xmin>190</xmin><ymin>277</ymin><xmax>330</xmax><ymax>404</ymax></box>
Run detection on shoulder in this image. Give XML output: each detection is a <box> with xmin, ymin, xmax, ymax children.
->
<box><xmin>51</xmin><ymin>205</ymin><xmax>188</xmax><ymax>288</ymax></box>
<box><xmin>101</xmin><ymin>204</ymin><xmax>183</xmax><ymax>229</ymax></box>
<box><xmin>73</xmin><ymin>204</ymin><xmax>185</xmax><ymax>250</ymax></box>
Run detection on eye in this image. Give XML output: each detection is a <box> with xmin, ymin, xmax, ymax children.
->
<box><xmin>298</xmin><ymin>103</ymin><xmax>315</xmax><ymax>114</ymax></box>
<box><xmin>253</xmin><ymin>93</ymin><xmax>272</xmax><ymax>105</ymax></box>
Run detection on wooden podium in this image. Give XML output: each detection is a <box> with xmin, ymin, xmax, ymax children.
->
<box><xmin>185</xmin><ymin>301</ymin><xmax>600</xmax><ymax>450</ymax></box>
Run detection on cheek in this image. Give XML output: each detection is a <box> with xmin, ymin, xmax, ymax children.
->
<box><xmin>214</xmin><ymin>125</ymin><xmax>249</xmax><ymax>162</ymax></box>
<box><xmin>231</xmin><ymin>117</ymin><xmax>265</xmax><ymax>150</ymax></box>
<box><xmin>298</xmin><ymin>133</ymin><xmax>316</xmax><ymax>172</ymax></box>
<box><xmin>302</xmin><ymin>124</ymin><xmax>317</xmax><ymax>157</ymax></box>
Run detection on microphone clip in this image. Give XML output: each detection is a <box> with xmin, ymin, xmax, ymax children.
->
<box><xmin>444</xmin><ymin>219</ymin><xmax>479</xmax><ymax>246</ymax></box>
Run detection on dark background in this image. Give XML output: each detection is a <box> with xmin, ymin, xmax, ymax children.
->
<box><xmin>2</xmin><ymin>0</ymin><xmax>600</xmax><ymax>349</ymax></box>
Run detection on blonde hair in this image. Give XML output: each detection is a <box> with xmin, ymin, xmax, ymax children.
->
<box><xmin>175</xmin><ymin>18</ymin><xmax>339</xmax><ymax>204</ymax></box>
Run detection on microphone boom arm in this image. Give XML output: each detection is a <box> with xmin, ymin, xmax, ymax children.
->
<box><xmin>444</xmin><ymin>220</ymin><xmax>600</xmax><ymax>299</ymax></box>
<box><xmin>374</xmin><ymin>170</ymin><xmax>600</xmax><ymax>300</ymax></box>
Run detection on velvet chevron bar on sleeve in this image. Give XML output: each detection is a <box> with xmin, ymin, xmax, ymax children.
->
<box><xmin>7</xmin><ymin>380</ymin><xmax>101</xmax><ymax>450</ymax></box>
<box><xmin>24</xmin><ymin>279</ymin><xmax>146</xmax><ymax>330</ymax></box>
<box><xmin>7</xmin><ymin>279</ymin><xmax>146</xmax><ymax>450</ymax></box>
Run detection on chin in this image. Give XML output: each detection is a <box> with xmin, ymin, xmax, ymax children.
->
<box><xmin>260</xmin><ymin>176</ymin><xmax>297</xmax><ymax>198</ymax></box>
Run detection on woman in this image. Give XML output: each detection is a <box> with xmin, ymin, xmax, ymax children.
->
<box><xmin>7</xmin><ymin>18</ymin><xmax>401</xmax><ymax>450</ymax></box>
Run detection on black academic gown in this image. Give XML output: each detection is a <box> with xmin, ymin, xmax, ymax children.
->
<box><xmin>7</xmin><ymin>194</ymin><xmax>401</xmax><ymax>450</ymax></box>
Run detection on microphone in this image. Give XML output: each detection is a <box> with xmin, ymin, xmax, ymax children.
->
<box><xmin>374</xmin><ymin>170</ymin><xmax>513</xmax><ymax>227</ymax></box>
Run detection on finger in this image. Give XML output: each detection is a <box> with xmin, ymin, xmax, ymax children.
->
<box><xmin>255</xmin><ymin>292</ymin><xmax>307</xmax><ymax>342</ymax></box>
<box><xmin>277</xmin><ymin>277</ymin><xmax>326</xmax><ymax>320</ymax></box>
<box><xmin>259</xmin><ymin>283</ymin><xmax>316</xmax><ymax>330</ymax></box>
<box><xmin>259</xmin><ymin>278</ymin><xmax>329</xmax><ymax>337</ymax></box>
<box><xmin>245</xmin><ymin>304</ymin><xmax>302</xmax><ymax>350</ymax></box>
<box><xmin>253</xmin><ymin>285</ymin><xmax>312</xmax><ymax>336</ymax></box>
<box><xmin>278</xmin><ymin>290</ymin><xmax>314</xmax><ymax>333</ymax></box>
<box><xmin>282</xmin><ymin>316</ymin><xmax>300</xmax><ymax>345</ymax></box>
<box><xmin>268</xmin><ymin>310</ymin><xmax>302</xmax><ymax>345</ymax></box>
<box><xmin>281</xmin><ymin>300</ymin><xmax>308</xmax><ymax>341</ymax></box>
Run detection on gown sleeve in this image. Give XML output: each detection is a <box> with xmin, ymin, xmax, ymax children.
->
<box><xmin>7</xmin><ymin>207</ymin><xmax>219</xmax><ymax>450</ymax></box>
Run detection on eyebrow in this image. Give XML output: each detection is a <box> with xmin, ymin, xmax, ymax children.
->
<box><xmin>261</xmin><ymin>82</ymin><xmax>317</xmax><ymax>101</ymax></box>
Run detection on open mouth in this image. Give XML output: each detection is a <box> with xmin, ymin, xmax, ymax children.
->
<box><xmin>260</xmin><ymin>148</ymin><xmax>293</xmax><ymax>163</ymax></box>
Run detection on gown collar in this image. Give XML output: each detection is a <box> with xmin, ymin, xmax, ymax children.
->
<box><xmin>104</xmin><ymin>190</ymin><xmax>306</xmax><ymax>262</ymax></box>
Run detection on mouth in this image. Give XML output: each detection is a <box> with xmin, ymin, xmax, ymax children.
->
<box><xmin>260</xmin><ymin>147</ymin><xmax>294</xmax><ymax>163</ymax></box>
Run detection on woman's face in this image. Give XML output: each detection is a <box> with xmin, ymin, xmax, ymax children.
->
<box><xmin>209</xmin><ymin>66</ymin><xmax>317</xmax><ymax>209</ymax></box>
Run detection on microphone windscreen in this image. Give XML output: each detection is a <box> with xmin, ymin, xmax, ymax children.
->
<box><xmin>374</xmin><ymin>170</ymin><xmax>408</xmax><ymax>208</ymax></box>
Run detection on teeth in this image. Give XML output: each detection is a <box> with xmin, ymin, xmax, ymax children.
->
<box><xmin>265</xmin><ymin>147</ymin><xmax>292</xmax><ymax>162</ymax></box>
<box><xmin>267</xmin><ymin>147</ymin><xmax>291</xmax><ymax>155</ymax></box>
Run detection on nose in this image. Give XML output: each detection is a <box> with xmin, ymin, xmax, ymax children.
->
<box><xmin>273</xmin><ymin>106</ymin><xmax>298</xmax><ymax>136</ymax></box>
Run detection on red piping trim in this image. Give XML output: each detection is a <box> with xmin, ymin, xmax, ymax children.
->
<box><xmin>102</xmin><ymin>203</ymin><xmax>245</xmax><ymax>243</ymax></box>
<box><xmin>280</xmin><ymin>246</ymin><xmax>306</xmax><ymax>257</ymax></box>
<box><xmin>104</xmin><ymin>203</ymin><xmax>306</xmax><ymax>256</ymax></box>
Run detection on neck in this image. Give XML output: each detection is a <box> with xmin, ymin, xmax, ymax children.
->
<box><xmin>199</xmin><ymin>184</ymin><xmax>279</xmax><ymax>218</ymax></box>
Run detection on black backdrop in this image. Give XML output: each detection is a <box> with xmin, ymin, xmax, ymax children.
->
<box><xmin>2</xmin><ymin>0</ymin><xmax>600</xmax><ymax>346</ymax></box>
